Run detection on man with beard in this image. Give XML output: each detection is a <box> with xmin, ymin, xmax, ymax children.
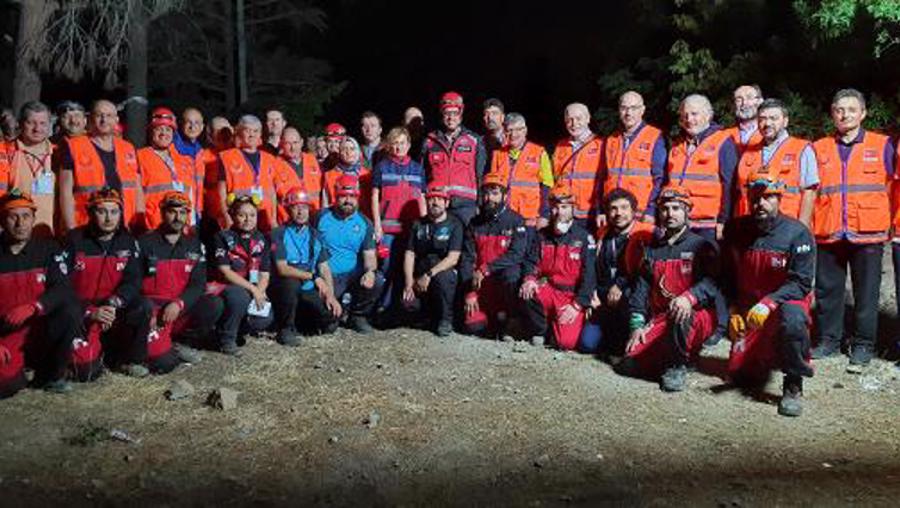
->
<box><xmin>460</xmin><ymin>173</ymin><xmax>528</xmax><ymax>338</ymax></box>
<box><xmin>722</xmin><ymin>173</ymin><xmax>815</xmax><ymax>417</ymax></box>
<box><xmin>402</xmin><ymin>184</ymin><xmax>464</xmax><ymax>336</ymax></box>
<box><xmin>519</xmin><ymin>183</ymin><xmax>597</xmax><ymax>350</ymax></box>
<box><xmin>317</xmin><ymin>174</ymin><xmax>383</xmax><ymax>334</ymax></box>
<box><xmin>66</xmin><ymin>188</ymin><xmax>150</xmax><ymax>380</ymax></box>
<box><xmin>618</xmin><ymin>185</ymin><xmax>720</xmax><ymax>392</ymax></box>
<box><xmin>552</xmin><ymin>103</ymin><xmax>603</xmax><ymax>229</ymax></box>
<box><xmin>482</xmin><ymin>98</ymin><xmax>506</xmax><ymax>160</ymax></box>
<box><xmin>725</xmin><ymin>85</ymin><xmax>764</xmax><ymax>154</ymax></box>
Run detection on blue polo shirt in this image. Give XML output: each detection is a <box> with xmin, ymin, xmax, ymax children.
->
<box><xmin>317</xmin><ymin>208</ymin><xmax>376</xmax><ymax>276</ymax></box>
<box><xmin>271</xmin><ymin>223</ymin><xmax>329</xmax><ymax>291</ymax></box>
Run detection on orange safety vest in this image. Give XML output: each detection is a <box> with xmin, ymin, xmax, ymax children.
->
<box><xmin>812</xmin><ymin>132</ymin><xmax>891</xmax><ymax>244</ymax></box>
<box><xmin>602</xmin><ymin>124</ymin><xmax>663</xmax><ymax>215</ymax></box>
<box><xmin>735</xmin><ymin>136</ymin><xmax>810</xmax><ymax>219</ymax></box>
<box><xmin>218</xmin><ymin>148</ymin><xmax>279</xmax><ymax>231</ymax></box>
<box><xmin>0</xmin><ymin>143</ymin><xmax>9</xmax><ymax>197</ymax></box>
<box><xmin>278</xmin><ymin>153</ymin><xmax>322</xmax><ymax>209</ymax></box>
<box><xmin>490</xmin><ymin>141</ymin><xmax>547</xmax><ymax>220</ymax></box>
<box><xmin>138</xmin><ymin>145</ymin><xmax>199</xmax><ymax>230</ymax></box>
<box><xmin>199</xmin><ymin>148</ymin><xmax>222</xmax><ymax>221</ymax></box>
<box><xmin>667</xmin><ymin>130</ymin><xmax>732</xmax><ymax>227</ymax></box>
<box><xmin>552</xmin><ymin>136</ymin><xmax>603</xmax><ymax>220</ymax></box>
<box><xmin>724</xmin><ymin>125</ymin><xmax>763</xmax><ymax>155</ymax></box>
<box><xmin>67</xmin><ymin>135</ymin><xmax>140</xmax><ymax>229</ymax></box>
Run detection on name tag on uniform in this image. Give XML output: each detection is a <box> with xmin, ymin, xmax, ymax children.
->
<box><xmin>172</xmin><ymin>181</ymin><xmax>185</xmax><ymax>193</ymax></box>
<box><xmin>33</xmin><ymin>172</ymin><xmax>54</xmax><ymax>195</ymax></box>
<box><xmin>249</xmin><ymin>269</ymin><xmax>259</xmax><ymax>284</ymax></box>
<box><xmin>251</xmin><ymin>185</ymin><xmax>264</xmax><ymax>201</ymax></box>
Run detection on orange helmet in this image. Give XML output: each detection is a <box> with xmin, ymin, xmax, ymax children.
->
<box><xmin>0</xmin><ymin>188</ymin><xmax>37</xmax><ymax>214</ymax></box>
<box><xmin>160</xmin><ymin>190</ymin><xmax>192</xmax><ymax>211</ymax></box>
<box><xmin>481</xmin><ymin>172</ymin><xmax>507</xmax><ymax>191</ymax></box>
<box><xmin>87</xmin><ymin>186</ymin><xmax>124</xmax><ymax>210</ymax></box>
<box><xmin>549</xmin><ymin>182</ymin><xmax>575</xmax><ymax>204</ymax></box>
<box><xmin>657</xmin><ymin>184</ymin><xmax>693</xmax><ymax>208</ymax></box>
<box><xmin>746</xmin><ymin>171</ymin><xmax>786</xmax><ymax>196</ymax></box>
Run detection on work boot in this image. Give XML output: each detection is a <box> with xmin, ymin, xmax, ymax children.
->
<box><xmin>530</xmin><ymin>335</ymin><xmax>545</xmax><ymax>348</ymax></box>
<box><xmin>119</xmin><ymin>363</ymin><xmax>150</xmax><ymax>378</ymax></box>
<box><xmin>220</xmin><ymin>341</ymin><xmax>242</xmax><ymax>357</ymax></box>
<box><xmin>322</xmin><ymin>321</ymin><xmax>340</xmax><ymax>335</ymax></box>
<box><xmin>43</xmin><ymin>378</ymin><xmax>73</xmax><ymax>394</ymax></box>
<box><xmin>173</xmin><ymin>343</ymin><xmax>203</xmax><ymax>364</ymax></box>
<box><xmin>349</xmin><ymin>315</ymin><xmax>374</xmax><ymax>334</ymax></box>
<box><xmin>778</xmin><ymin>376</ymin><xmax>803</xmax><ymax>417</ymax></box>
<box><xmin>811</xmin><ymin>338</ymin><xmax>841</xmax><ymax>359</ymax></box>
<box><xmin>702</xmin><ymin>332</ymin><xmax>725</xmax><ymax>349</ymax></box>
<box><xmin>276</xmin><ymin>328</ymin><xmax>303</xmax><ymax>347</ymax></box>
<box><xmin>435</xmin><ymin>320</ymin><xmax>453</xmax><ymax>337</ymax></box>
<box><xmin>846</xmin><ymin>344</ymin><xmax>874</xmax><ymax>374</ymax></box>
<box><xmin>660</xmin><ymin>365</ymin><xmax>688</xmax><ymax>392</ymax></box>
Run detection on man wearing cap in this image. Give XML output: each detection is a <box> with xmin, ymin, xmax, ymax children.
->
<box><xmin>460</xmin><ymin>173</ymin><xmax>529</xmax><ymax>337</ymax></box>
<box><xmin>519</xmin><ymin>183</ymin><xmax>597</xmax><ymax>350</ymax></box>
<box><xmin>52</xmin><ymin>101</ymin><xmax>87</xmax><ymax>144</ymax></box>
<box><xmin>0</xmin><ymin>190</ymin><xmax>79</xmax><ymax>397</ymax></box>
<box><xmin>59</xmin><ymin>99</ymin><xmax>145</xmax><ymax>233</ymax></box>
<box><xmin>552</xmin><ymin>103</ymin><xmax>603</xmax><ymax>229</ymax></box>
<box><xmin>402</xmin><ymin>184</ymin><xmax>465</xmax><ymax>336</ymax></box>
<box><xmin>619</xmin><ymin>185</ymin><xmax>720</xmax><ymax>392</ymax></box>
<box><xmin>722</xmin><ymin>174</ymin><xmax>815</xmax><ymax>417</ymax></box>
<box><xmin>317</xmin><ymin>174</ymin><xmax>383</xmax><ymax>334</ymax></box>
<box><xmin>6</xmin><ymin>101</ymin><xmax>56</xmax><ymax>237</ymax></box>
<box><xmin>482</xmin><ymin>98</ymin><xmax>506</xmax><ymax>161</ymax></box>
<box><xmin>270</xmin><ymin>187</ymin><xmax>341</xmax><ymax>345</ymax></box>
<box><xmin>138</xmin><ymin>107</ymin><xmax>204</xmax><ymax>231</ymax></box>
<box><xmin>139</xmin><ymin>191</ymin><xmax>221</xmax><ymax>371</ymax></box>
<box><xmin>65</xmin><ymin>187</ymin><xmax>151</xmax><ymax>379</ymax></box>
<box><xmin>421</xmin><ymin>91</ymin><xmax>487</xmax><ymax>226</ymax></box>
<box><xmin>263</xmin><ymin>109</ymin><xmax>287</xmax><ymax>154</ymax></box>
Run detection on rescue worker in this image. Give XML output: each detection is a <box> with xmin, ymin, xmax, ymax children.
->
<box><xmin>722</xmin><ymin>174</ymin><xmax>815</xmax><ymax>417</ymax></box>
<box><xmin>138</xmin><ymin>107</ymin><xmax>203</xmax><ymax>231</ymax></box>
<box><xmin>666</xmin><ymin>94</ymin><xmax>739</xmax><ymax>243</ymax></box>
<box><xmin>811</xmin><ymin>89</ymin><xmax>894</xmax><ymax>373</ymax></box>
<box><xmin>401</xmin><ymin>184</ymin><xmax>464</xmax><ymax>337</ymax></box>
<box><xmin>323</xmin><ymin>136</ymin><xmax>373</xmax><ymax>217</ymax></box>
<box><xmin>209</xmin><ymin>195</ymin><xmax>273</xmax><ymax>356</ymax></box>
<box><xmin>0</xmin><ymin>143</ymin><xmax>8</xmax><ymax>198</ymax></box>
<box><xmin>725</xmin><ymin>85</ymin><xmax>764</xmax><ymax>154</ymax></box>
<box><xmin>59</xmin><ymin>99</ymin><xmax>145</xmax><ymax>232</ymax></box>
<box><xmin>139</xmin><ymin>191</ymin><xmax>220</xmax><ymax>372</ymax></box>
<box><xmin>421</xmin><ymin>91</ymin><xmax>487</xmax><ymax>226</ymax></box>
<box><xmin>263</xmin><ymin>109</ymin><xmax>287</xmax><ymax>154</ymax></box>
<box><xmin>520</xmin><ymin>183</ymin><xmax>597</xmax><ymax>350</ymax></box>
<box><xmin>322</xmin><ymin>122</ymin><xmax>347</xmax><ymax>170</ymax></box>
<box><xmin>360</xmin><ymin>111</ymin><xmax>385</xmax><ymax>168</ymax></box>
<box><xmin>6</xmin><ymin>101</ymin><xmax>56</xmax><ymax>237</ymax></box>
<box><xmin>270</xmin><ymin>187</ymin><xmax>341</xmax><ymax>345</ymax></box>
<box><xmin>0</xmin><ymin>190</ymin><xmax>78</xmax><ymax>397</ymax></box>
<box><xmin>278</xmin><ymin>126</ymin><xmax>322</xmax><ymax>210</ymax></box>
<box><xmin>488</xmin><ymin>112</ymin><xmax>554</xmax><ymax>228</ymax></box>
<box><xmin>216</xmin><ymin>115</ymin><xmax>279</xmax><ymax>232</ymax></box>
<box><xmin>65</xmin><ymin>188</ymin><xmax>150</xmax><ymax>380</ymax></box>
<box><xmin>581</xmin><ymin>188</ymin><xmax>654</xmax><ymax>356</ymax></box>
<box><xmin>599</xmin><ymin>91</ymin><xmax>667</xmax><ymax>226</ymax></box>
<box><xmin>619</xmin><ymin>185</ymin><xmax>720</xmax><ymax>392</ymax></box>
<box><xmin>52</xmin><ymin>101</ymin><xmax>87</xmax><ymax>143</ymax></box>
<box><xmin>734</xmin><ymin>99</ymin><xmax>818</xmax><ymax>225</ymax></box>
<box><xmin>200</xmin><ymin>116</ymin><xmax>233</xmax><ymax>235</ymax></box>
<box><xmin>552</xmin><ymin>103</ymin><xmax>603</xmax><ymax>228</ymax></box>
<box><xmin>482</xmin><ymin>98</ymin><xmax>506</xmax><ymax>160</ymax></box>
<box><xmin>317</xmin><ymin>174</ymin><xmax>383</xmax><ymax>334</ymax></box>
<box><xmin>460</xmin><ymin>173</ymin><xmax>528</xmax><ymax>337</ymax></box>
<box><xmin>173</xmin><ymin>107</ymin><xmax>206</xmax><ymax>160</ymax></box>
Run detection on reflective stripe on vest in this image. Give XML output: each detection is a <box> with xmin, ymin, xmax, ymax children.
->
<box><xmin>667</xmin><ymin>130</ymin><xmax>730</xmax><ymax>223</ymax></box>
<box><xmin>603</xmin><ymin>124</ymin><xmax>661</xmax><ymax>213</ymax></box>
<box><xmin>67</xmin><ymin>136</ymin><xmax>139</xmax><ymax>228</ymax></box>
<box><xmin>735</xmin><ymin>136</ymin><xmax>809</xmax><ymax>219</ymax></box>
<box><xmin>553</xmin><ymin>137</ymin><xmax>602</xmax><ymax>219</ymax></box>
<box><xmin>490</xmin><ymin>142</ymin><xmax>546</xmax><ymax>219</ymax></box>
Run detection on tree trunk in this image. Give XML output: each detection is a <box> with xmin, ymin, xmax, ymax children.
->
<box><xmin>235</xmin><ymin>0</ymin><xmax>248</xmax><ymax>106</ymax></box>
<box><xmin>125</xmin><ymin>0</ymin><xmax>148</xmax><ymax>147</ymax></box>
<box><xmin>223</xmin><ymin>0</ymin><xmax>236</xmax><ymax>111</ymax></box>
<box><xmin>12</xmin><ymin>0</ymin><xmax>53</xmax><ymax>111</ymax></box>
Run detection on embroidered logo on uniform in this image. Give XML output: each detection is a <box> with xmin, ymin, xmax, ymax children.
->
<box><xmin>36</xmin><ymin>273</ymin><xmax>46</xmax><ymax>283</ymax></box>
<box><xmin>59</xmin><ymin>262</ymin><xmax>68</xmax><ymax>275</ymax></box>
<box><xmin>782</xmin><ymin>154</ymin><xmax>796</xmax><ymax>164</ymax></box>
<box><xmin>680</xmin><ymin>252</ymin><xmax>694</xmax><ymax>260</ymax></box>
<box><xmin>73</xmin><ymin>337</ymin><xmax>89</xmax><ymax>350</ymax></box>
<box><xmin>125</xmin><ymin>152</ymin><xmax>136</xmax><ymax>163</ymax></box>
<box><xmin>231</xmin><ymin>163</ymin><xmax>243</xmax><ymax>173</ymax></box>
<box><xmin>526</xmin><ymin>156</ymin><xmax>538</xmax><ymax>163</ymax></box>
<box><xmin>435</xmin><ymin>233</ymin><xmax>450</xmax><ymax>241</ymax></box>
<box><xmin>863</xmin><ymin>149</ymin><xmax>880</xmax><ymax>162</ymax></box>
<box><xmin>796</xmin><ymin>244</ymin><xmax>811</xmax><ymax>254</ymax></box>
<box><xmin>116</xmin><ymin>250</ymin><xmax>131</xmax><ymax>258</ymax></box>
<box><xmin>457</xmin><ymin>145</ymin><xmax>473</xmax><ymax>153</ymax></box>
<box><xmin>187</xmin><ymin>252</ymin><xmax>200</xmax><ymax>261</ymax></box>
<box><xmin>215</xmin><ymin>248</ymin><xmax>226</xmax><ymax>258</ymax></box>
<box><xmin>116</xmin><ymin>262</ymin><xmax>126</xmax><ymax>271</ymax></box>
<box><xmin>516</xmin><ymin>226</ymin><xmax>526</xmax><ymax>233</ymax></box>
<box><xmin>500</xmin><ymin>239</ymin><xmax>508</xmax><ymax>248</ymax></box>
<box><xmin>185</xmin><ymin>264</ymin><xmax>193</xmax><ymax>272</ymax></box>
<box><xmin>639</xmin><ymin>142</ymin><xmax>651</xmax><ymax>151</ymax></box>
<box><xmin>587</xmin><ymin>147</ymin><xmax>599</xmax><ymax>155</ymax></box>
<box><xmin>74</xmin><ymin>260</ymin><xmax>85</xmax><ymax>271</ymax></box>
<box><xmin>573</xmin><ymin>240</ymin><xmax>583</xmax><ymax>248</ymax></box>
<box><xmin>570</xmin><ymin>252</ymin><xmax>580</xmax><ymax>260</ymax></box>
<box><xmin>251</xmin><ymin>243</ymin><xmax>264</xmax><ymax>254</ymax></box>
<box><xmin>771</xmin><ymin>257</ymin><xmax>787</xmax><ymax>268</ymax></box>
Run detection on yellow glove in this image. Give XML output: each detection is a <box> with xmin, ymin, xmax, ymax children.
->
<box><xmin>728</xmin><ymin>313</ymin><xmax>746</xmax><ymax>342</ymax></box>
<box><xmin>746</xmin><ymin>301</ymin><xmax>773</xmax><ymax>329</ymax></box>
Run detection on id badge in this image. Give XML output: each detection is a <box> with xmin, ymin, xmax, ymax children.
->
<box><xmin>250</xmin><ymin>185</ymin><xmax>264</xmax><ymax>201</ymax></box>
<box><xmin>249</xmin><ymin>269</ymin><xmax>259</xmax><ymax>284</ymax></box>
<box><xmin>172</xmin><ymin>181</ymin><xmax>185</xmax><ymax>193</ymax></box>
<box><xmin>33</xmin><ymin>172</ymin><xmax>54</xmax><ymax>195</ymax></box>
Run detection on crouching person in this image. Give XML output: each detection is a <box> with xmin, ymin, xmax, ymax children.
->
<box><xmin>270</xmin><ymin>187</ymin><xmax>341</xmax><ymax>345</ymax></box>
<box><xmin>66</xmin><ymin>188</ymin><xmax>150</xmax><ymax>379</ymax></box>
<box><xmin>519</xmin><ymin>184</ymin><xmax>597</xmax><ymax>350</ymax></box>
<box><xmin>209</xmin><ymin>194</ymin><xmax>274</xmax><ymax>356</ymax></box>
<box><xmin>401</xmin><ymin>185</ymin><xmax>464</xmax><ymax>337</ymax></box>
<box><xmin>723</xmin><ymin>174</ymin><xmax>815</xmax><ymax>417</ymax></box>
<box><xmin>0</xmin><ymin>190</ymin><xmax>78</xmax><ymax>397</ymax></box>
<box><xmin>139</xmin><ymin>191</ymin><xmax>222</xmax><ymax>372</ymax></box>
<box><xmin>460</xmin><ymin>173</ymin><xmax>528</xmax><ymax>337</ymax></box>
<box><xmin>618</xmin><ymin>186</ymin><xmax>720</xmax><ymax>392</ymax></box>
<box><xmin>317</xmin><ymin>174</ymin><xmax>383</xmax><ymax>334</ymax></box>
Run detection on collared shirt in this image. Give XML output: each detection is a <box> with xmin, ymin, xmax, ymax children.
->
<box><xmin>271</xmin><ymin>223</ymin><xmax>329</xmax><ymax>291</ymax></box>
<box><xmin>738</xmin><ymin>122</ymin><xmax>759</xmax><ymax>145</ymax></box>
<box><xmin>835</xmin><ymin>129</ymin><xmax>895</xmax><ymax>177</ymax></box>
<box><xmin>317</xmin><ymin>208</ymin><xmax>375</xmax><ymax>276</ymax></box>
<box><xmin>762</xmin><ymin>130</ymin><xmax>819</xmax><ymax>189</ymax></box>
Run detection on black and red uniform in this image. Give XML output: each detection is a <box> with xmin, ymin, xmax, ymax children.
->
<box><xmin>139</xmin><ymin>230</ymin><xmax>221</xmax><ymax>372</ymax></box>
<box><xmin>625</xmin><ymin>229</ymin><xmax>720</xmax><ymax>377</ymax></box>
<box><xmin>722</xmin><ymin>214</ymin><xmax>815</xmax><ymax>382</ymax></box>
<box><xmin>459</xmin><ymin>205</ymin><xmax>528</xmax><ymax>335</ymax></box>
<box><xmin>421</xmin><ymin>128</ymin><xmax>487</xmax><ymax>225</ymax></box>
<box><xmin>66</xmin><ymin>226</ymin><xmax>149</xmax><ymax>380</ymax></box>
<box><xmin>521</xmin><ymin>223</ymin><xmax>597</xmax><ymax>350</ymax></box>
<box><xmin>0</xmin><ymin>237</ymin><xmax>79</xmax><ymax>398</ymax></box>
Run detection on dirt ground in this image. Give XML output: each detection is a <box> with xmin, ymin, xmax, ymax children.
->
<box><xmin>1</xmin><ymin>323</ymin><xmax>899</xmax><ymax>508</ymax></box>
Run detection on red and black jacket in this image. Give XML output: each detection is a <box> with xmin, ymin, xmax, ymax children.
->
<box><xmin>0</xmin><ymin>235</ymin><xmax>72</xmax><ymax>331</ymax></box>
<box><xmin>628</xmin><ymin>228</ymin><xmax>719</xmax><ymax>319</ymax></box>
<box><xmin>523</xmin><ymin>223</ymin><xmax>597</xmax><ymax>308</ymax></box>
<box><xmin>65</xmin><ymin>226</ymin><xmax>142</xmax><ymax>309</ymax></box>
<box><xmin>212</xmin><ymin>228</ymin><xmax>271</xmax><ymax>281</ymax></box>
<box><xmin>421</xmin><ymin>127</ymin><xmax>487</xmax><ymax>202</ymax></box>
<box><xmin>138</xmin><ymin>230</ymin><xmax>207</xmax><ymax>309</ymax></box>
<box><xmin>459</xmin><ymin>206</ymin><xmax>528</xmax><ymax>290</ymax></box>
<box><xmin>721</xmin><ymin>214</ymin><xmax>815</xmax><ymax>311</ymax></box>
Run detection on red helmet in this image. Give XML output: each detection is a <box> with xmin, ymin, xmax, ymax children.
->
<box><xmin>283</xmin><ymin>186</ymin><xmax>311</xmax><ymax>207</ymax></box>
<box><xmin>335</xmin><ymin>174</ymin><xmax>361</xmax><ymax>197</ymax></box>
<box><xmin>425</xmin><ymin>183</ymin><xmax>451</xmax><ymax>200</ymax></box>
<box><xmin>324</xmin><ymin>122</ymin><xmax>347</xmax><ymax>139</ymax></box>
<box><xmin>149</xmin><ymin>107</ymin><xmax>177</xmax><ymax>130</ymax></box>
<box><xmin>440</xmin><ymin>91</ymin><xmax>464</xmax><ymax>112</ymax></box>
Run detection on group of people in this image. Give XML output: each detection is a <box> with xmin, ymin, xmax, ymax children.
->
<box><xmin>0</xmin><ymin>84</ymin><xmax>897</xmax><ymax>419</ymax></box>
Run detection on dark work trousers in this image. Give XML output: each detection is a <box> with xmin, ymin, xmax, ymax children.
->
<box><xmin>333</xmin><ymin>271</ymin><xmax>385</xmax><ymax>318</ymax></box>
<box><xmin>892</xmin><ymin>244</ymin><xmax>900</xmax><ymax>322</ymax></box>
<box><xmin>779</xmin><ymin>302</ymin><xmax>814</xmax><ymax>378</ymax></box>
<box><xmin>9</xmin><ymin>304</ymin><xmax>81</xmax><ymax>394</ymax></box>
<box><xmin>669</xmin><ymin>317</ymin><xmax>693</xmax><ymax>368</ymax></box>
<box><xmin>580</xmin><ymin>304</ymin><xmax>630</xmax><ymax>355</ymax></box>
<box><xmin>815</xmin><ymin>241</ymin><xmax>883</xmax><ymax>350</ymax></box>
<box><xmin>690</xmin><ymin>226</ymin><xmax>728</xmax><ymax>338</ymax></box>
<box><xmin>448</xmin><ymin>198</ymin><xmax>478</xmax><ymax>227</ymax></box>
<box><xmin>270</xmin><ymin>277</ymin><xmax>338</xmax><ymax>334</ymax></box>
<box><xmin>379</xmin><ymin>233</ymin><xmax>408</xmax><ymax>311</ymax></box>
<box><xmin>216</xmin><ymin>285</ymin><xmax>275</xmax><ymax>346</ymax></box>
<box><xmin>104</xmin><ymin>297</ymin><xmax>153</xmax><ymax>369</ymax></box>
<box><xmin>150</xmin><ymin>294</ymin><xmax>223</xmax><ymax>373</ymax></box>
<box><xmin>404</xmin><ymin>269</ymin><xmax>457</xmax><ymax>326</ymax></box>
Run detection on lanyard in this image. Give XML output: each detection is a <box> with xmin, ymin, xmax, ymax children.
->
<box><xmin>154</xmin><ymin>148</ymin><xmax>180</xmax><ymax>183</ymax></box>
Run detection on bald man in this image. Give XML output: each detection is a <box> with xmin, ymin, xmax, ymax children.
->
<box><xmin>551</xmin><ymin>103</ymin><xmax>603</xmax><ymax>228</ymax></box>
<box><xmin>599</xmin><ymin>91</ymin><xmax>667</xmax><ymax>226</ymax></box>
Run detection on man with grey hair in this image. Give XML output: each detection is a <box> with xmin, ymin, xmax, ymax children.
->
<box><xmin>488</xmin><ymin>112</ymin><xmax>554</xmax><ymax>228</ymax></box>
<box><xmin>725</xmin><ymin>84</ymin><xmax>764</xmax><ymax>153</ymax></box>
<box><xmin>551</xmin><ymin>102</ymin><xmax>603</xmax><ymax>229</ymax></box>
<box><xmin>7</xmin><ymin>101</ymin><xmax>56</xmax><ymax>236</ymax></box>
<box><xmin>810</xmin><ymin>88</ymin><xmax>894</xmax><ymax>373</ymax></box>
<box><xmin>216</xmin><ymin>114</ymin><xmax>281</xmax><ymax>231</ymax></box>
<box><xmin>599</xmin><ymin>91</ymin><xmax>667</xmax><ymax>226</ymax></box>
